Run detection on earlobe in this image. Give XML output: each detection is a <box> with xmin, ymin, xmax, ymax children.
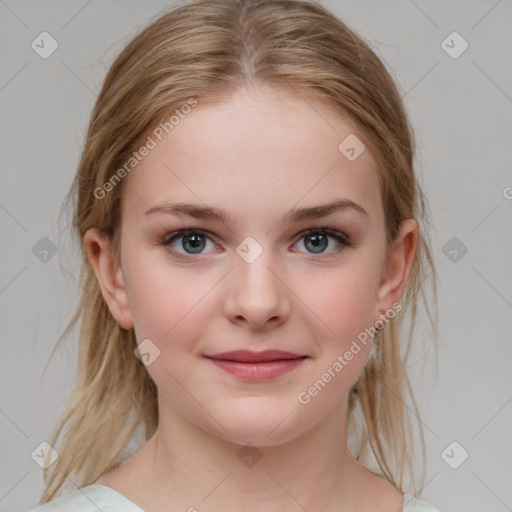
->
<box><xmin>376</xmin><ymin>219</ymin><xmax>418</xmax><ymax>313</ymax></box>
<box><xmin>83</xmin><ymin>227</ymin><xmax>134</xmax><ymax>330</ymax></box>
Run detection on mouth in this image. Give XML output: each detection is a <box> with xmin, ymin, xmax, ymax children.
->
<box><xmin>204</xmin><ymin>350</ymin><xmax>308</xmax><ymax>380</ymax></box>
<box><xmin>205</xmin><ymin>349</ymin><xmax>306</xmax><ymax>363</ymax></box>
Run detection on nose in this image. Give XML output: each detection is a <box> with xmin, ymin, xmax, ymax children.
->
<box><xmin>222</xmin><ymin>245</ymin><xmax>291</xmax><ymax>330</ymax></box>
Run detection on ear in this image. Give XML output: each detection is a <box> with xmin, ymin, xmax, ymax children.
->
<box><xmin>83</xmin><ymin>227</ymin><xmax>134</xmax><ymax>330</ymax></box>
<box><xmin>376</xmin><ymin>218</ymin><xmax>418</xmax><ymax>315</ymax></box>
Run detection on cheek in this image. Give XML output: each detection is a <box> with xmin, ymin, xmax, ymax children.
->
<box><xmin>124</xmin><ymin>248</ymin><xmax>188</xmax><ymax>336</ymax></box>
<box><xmin>301</xmin><ymin>259</ymin><xmax>380</xmax><ymax>341</ymax></box>
<box><xmin>123</xmin><ymin>248</ymin><xmax>214</xmax><ymax>345</ymax></box>
<box><xmin>293</xmin><ymin>259</ymin><xmax>380</xmax><ymax>392</ymax></box>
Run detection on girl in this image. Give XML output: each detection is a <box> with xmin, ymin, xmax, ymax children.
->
<box><xmin>29</xmin><ymin>0</ymin><xmax>441</xmax><ymax>510</ymax></box>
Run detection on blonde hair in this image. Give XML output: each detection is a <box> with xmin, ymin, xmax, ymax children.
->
<box><xmin>41</xmin><ymin>0</ymin><xmax>438</xmax><ymax>503</ymax></box>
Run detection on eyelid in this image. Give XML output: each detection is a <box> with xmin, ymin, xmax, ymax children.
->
<box><xmin>160</xmin><ymin>228</ymin><xmax>219</xmax><ymax>245</ymax></box>
<box><xmin>295</xmin><ymin>226</ymin><xmax>351</xmax><ymax>244</ymax></box>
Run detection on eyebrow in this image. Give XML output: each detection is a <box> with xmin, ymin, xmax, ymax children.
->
<box><xmin>144</xmin><ymin>199</ymin><xmax>368</xmax><ymax>225</ymax></box>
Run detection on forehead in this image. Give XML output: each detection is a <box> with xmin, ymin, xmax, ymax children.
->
<box><xmin>121</xmin><ymin>87</ymin><xmax>382</xmax><ymax>225</ymax></box>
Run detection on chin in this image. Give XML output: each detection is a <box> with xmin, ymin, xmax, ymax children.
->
<box><xmin>208</xmin><ymin>408</ymin><xmax>308</xmax><ymax>448</ymax></box>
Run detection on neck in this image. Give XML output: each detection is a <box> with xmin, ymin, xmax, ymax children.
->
<box><xmin>123</xmin><ymin>393</ymin><xmax>384</xmax><ymax>512</ymax></box>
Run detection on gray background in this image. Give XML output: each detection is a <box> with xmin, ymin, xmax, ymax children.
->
<box><xmin>1</xmin><ymin>1</ymin><xmax>511</xmax><ymax>511</ymax></box>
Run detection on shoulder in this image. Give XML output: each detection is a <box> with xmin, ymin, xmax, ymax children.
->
<box><xmin>403</xmin><ymin>494</ymin><xmax>443</xmax><ymax>512</ymax></box>
<box><xmin>27</xmin><ymin>485</ymin><xmax>144</xmax><ymax>512</ymax></box>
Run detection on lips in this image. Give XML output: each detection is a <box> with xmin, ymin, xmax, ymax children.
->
<box><xmin>204</xmin><ymin>349</ymin><xmax>305</xmax><ymax>363</ymax></box>
<box><xmin>205</xmin><ymin>350</ymin><xmax>307</xmax><ymax>380</ymax></box>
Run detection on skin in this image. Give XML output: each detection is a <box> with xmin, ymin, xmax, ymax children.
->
<box><xmin>85</xmin><ymin>85</ymin><xmax>417</xmax><ymax>512</ymax></box>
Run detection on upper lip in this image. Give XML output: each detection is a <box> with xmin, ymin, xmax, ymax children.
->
<box><xmin>205</xmin><ymin>350</ymin><xmax>305</xmax><ymax>363</ymax></box>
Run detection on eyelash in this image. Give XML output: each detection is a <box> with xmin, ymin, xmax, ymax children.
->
<box><xmin>158</xmin><ymin>226</ymin><xmax>353</xmax><ymax>261</ymax></box>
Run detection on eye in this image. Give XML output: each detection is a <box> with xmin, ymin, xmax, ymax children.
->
<box><xmin>159</xmin><ymin>226</ymin><xmax>353</xmax><ymax>261</ymax></box>
<box><xmin>292</xmin><ymin>227</ymin><xmax>352</xmax><ymax>256</ymax></box>
<box><xmin>160</xmin><ymin>229</ymin><xmax>219</xmax><ymax>260</ymax></box>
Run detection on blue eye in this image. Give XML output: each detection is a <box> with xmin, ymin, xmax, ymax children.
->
<box><xmin>160</xmin><ymin>227</ymin><xmax>352</xmax><ymax>261</ymax></box>
<box><xmin>161</xmin><ymin>229</ymin><xmax>219</xmax><ymax>258</ymax></box>
<box><xmin>294</xmin><ymin>227</ymin><xmax>352</xmax><ymax>255</ymax></box>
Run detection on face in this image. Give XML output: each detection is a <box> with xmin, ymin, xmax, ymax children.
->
<box><xmin>86</xmin><ymin>86</ymin><xmax>416</xmax><ymax>447</ymax></box>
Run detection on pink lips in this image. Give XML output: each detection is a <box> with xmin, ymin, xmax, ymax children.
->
<box><xmin>204</xmin><ymin>350</ymin><xmax>307</xmax><ymax>380</ymax></box>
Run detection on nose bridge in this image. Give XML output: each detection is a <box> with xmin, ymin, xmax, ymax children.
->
<box><xmin>234</xmin><ymin>234</ymin><xmax>279</xmax><ymax>296</ymax></box>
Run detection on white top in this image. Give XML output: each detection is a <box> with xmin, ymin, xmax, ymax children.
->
<box><xmin>28</xmin><ymin>484</ymin><xmax>442</xmax><ymax>511</ymax></box>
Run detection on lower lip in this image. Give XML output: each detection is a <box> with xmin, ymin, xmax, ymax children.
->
<box><xmin>207</xmin><ymin>357</ymin><xmax>307</xmax><ymax>380</ymax></box>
